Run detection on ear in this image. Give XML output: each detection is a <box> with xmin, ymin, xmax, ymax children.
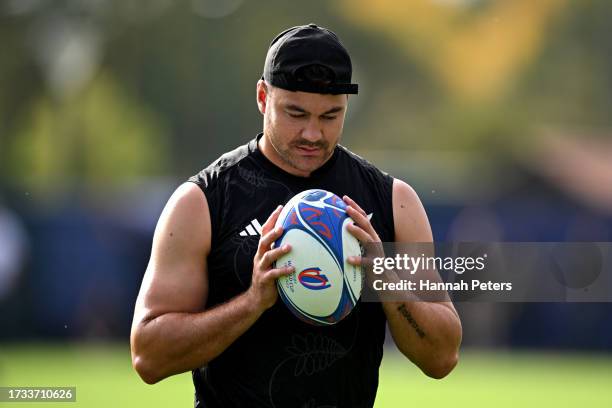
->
<box><xmin>256</xmin><ymin>80</ymin><xmax>269</xmax><ymax>114</ymax></box>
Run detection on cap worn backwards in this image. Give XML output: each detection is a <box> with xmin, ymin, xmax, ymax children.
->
<box><xmin>262</xmin><ymin>23</ymin><xmax>358</xmax><ymax>95</ymax></box>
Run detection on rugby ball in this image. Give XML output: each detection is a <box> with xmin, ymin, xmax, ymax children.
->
<box><xmin>274</xmin><ymin>189</ymin><xmax>363</xmax><ymax>325</ymax></box>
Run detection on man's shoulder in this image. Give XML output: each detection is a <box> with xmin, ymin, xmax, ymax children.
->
<box><xmin>188</xmin><ymin>139</ymin><xmax>254</xmax><ymax>190</ymax></box>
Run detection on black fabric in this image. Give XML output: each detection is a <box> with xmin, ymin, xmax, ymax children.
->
<box><xmin>188</xmin><ymin>133</ymin><xmax>395</xmax><ymax>408</ymax></box>
<box><xmin>262</xmin><ymin>23</ymin><xmax>358</xmax><ymax>95</ymax></box>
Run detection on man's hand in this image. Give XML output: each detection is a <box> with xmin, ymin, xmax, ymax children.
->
<box><xmin>247</xmin><ymin>205</ymin><xmax>295</xmax><ymax>311</ymax></box>
<box><xmin>343</xmin><ymin>195</ymin><xmax>381</xmax><ymax>244</ymax></box>
<box><xmin>343</xmin><ymin>195</ymin><xmax>385</xmax><ymax>275</ymax></box>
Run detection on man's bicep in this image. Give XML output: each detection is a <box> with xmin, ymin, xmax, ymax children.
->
<box><xmin>392</xmin><ymin>178</ymin><xmax>433</xmax><ymax>243</ymax></box>
<box><xmin>392</xmin><ymin>178</ymin><xmax>458</xmax><ymax>313</ymax></box>
<box><xmin>134</xmin><ymin>182</ymin><xmax>211</xmax><ymax>323</ymax></box>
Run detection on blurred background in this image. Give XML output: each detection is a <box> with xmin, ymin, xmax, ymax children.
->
<box><xmin>1</xmin><ymin>0</ymin><xmax>611</xmax><ymax>407</ymax></box>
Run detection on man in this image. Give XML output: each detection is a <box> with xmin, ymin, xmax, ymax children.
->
<box><xmin>131</xmin><ymin>23</ymin><xmax>462</xmax><ymax>407</ymax></box>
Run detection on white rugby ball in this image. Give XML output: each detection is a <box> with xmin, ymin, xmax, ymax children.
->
<box><xmin>274</xmin><ymin>189</ymin><xmax>363</xmax><ymax>325</ymax></box>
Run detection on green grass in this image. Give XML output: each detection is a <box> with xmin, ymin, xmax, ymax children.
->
<box><xmin>377</xmin><ymin>351</ymin><xmax>612</xmax><ymax>408</ymax></box>
<box><xmin>0</xmin><ymin>344</ymin><xmax>611</xmax><ymax>407</ymax></box>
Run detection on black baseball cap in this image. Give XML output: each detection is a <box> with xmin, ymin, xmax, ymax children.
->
<box><xmin>262</xmin><ymin>23</ymin><xmax>358</xmax><ymax>95</ymax></box>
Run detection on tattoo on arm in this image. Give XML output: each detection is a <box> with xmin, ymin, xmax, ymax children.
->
<box><xmin>397</xmin><ymin>304</ymin><xmax>426</xmax><ymax>338</ymax></box>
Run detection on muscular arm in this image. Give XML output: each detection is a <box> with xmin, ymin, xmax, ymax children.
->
<box><xmin>383</xmin><ymin>179</ymin><xmax>462</xmax><ymax>378</ymax></box>
<box><xmin>344</xmin><ymin>180</ymin><xmax>461</xmax><ymax>379</ymax></box>
<box><xmin>130</xmin><ymin>182</ymin><xmax>292</xmax><ymax>384</ymax></box>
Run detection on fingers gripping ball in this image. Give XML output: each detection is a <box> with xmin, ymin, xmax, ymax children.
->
<box><xmin>274</xmin><ymin>189</ymin><xmax>363</xmax><ymax>325</ymax></box>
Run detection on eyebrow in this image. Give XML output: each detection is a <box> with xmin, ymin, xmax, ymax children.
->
<box><xmin>285</xmin><ymin>104</ymin><xmax>344</xmax><ymax>115</ymax></box>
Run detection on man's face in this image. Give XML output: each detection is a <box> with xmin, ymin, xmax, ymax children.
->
<box><xmin>259</xmin><ymin>82</ymin><xmax>348</xmax><ymax>177</ymax></box>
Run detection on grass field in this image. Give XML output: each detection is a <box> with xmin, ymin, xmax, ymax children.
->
<box><xmin>1</xmin><ymin>344</ymin><xmax>611</xmax><ymax>407</ymax></box>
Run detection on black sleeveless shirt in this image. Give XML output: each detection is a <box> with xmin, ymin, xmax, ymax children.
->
<box><xmin>188</xmin><ymin>134</ymin><xmax>395</xmax><ymax>408</ymax></box>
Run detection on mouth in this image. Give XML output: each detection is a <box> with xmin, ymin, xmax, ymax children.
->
<box><xmin>295</xmin><ymin>145</ymin><xmax>321</xmax><ymax>156</ymax></box>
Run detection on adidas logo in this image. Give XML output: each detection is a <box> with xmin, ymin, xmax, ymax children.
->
<box><xmin>237</xmin><ymin>213</ymin><xmax>373</xmax><ymax>237</ymax></box>
<box><xmin>239</xmin><ymin>219</ymin><xmax>263</xmax><ymax>236</ymax></box>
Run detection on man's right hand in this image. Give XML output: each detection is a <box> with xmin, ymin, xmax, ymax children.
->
<box><xmin>247</xmin><ymin>205</ymin><xmax>295</xmax><ymax>311</ymax></box>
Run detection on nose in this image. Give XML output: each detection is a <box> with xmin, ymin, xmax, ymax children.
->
<box><xmin>301</xmin><ymin>118</ymin><xmax>323</xmax><ymax>142</ymax></box>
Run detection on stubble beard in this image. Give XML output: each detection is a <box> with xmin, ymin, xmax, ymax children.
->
<box><xmin>267</xmin><ymin>126</ymin><xmax>336</xmax><ymax>175</ymax></box>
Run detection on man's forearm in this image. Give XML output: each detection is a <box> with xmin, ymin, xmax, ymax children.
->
<box><xmin>383</xmin><ymin>300</ymin><xmax>462</xmax><ymax>379</ymax></box>
<box><xmin>131</xmin><ymin>290</ymin><xmax>263</xmax><ymax>384</ymax></box>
